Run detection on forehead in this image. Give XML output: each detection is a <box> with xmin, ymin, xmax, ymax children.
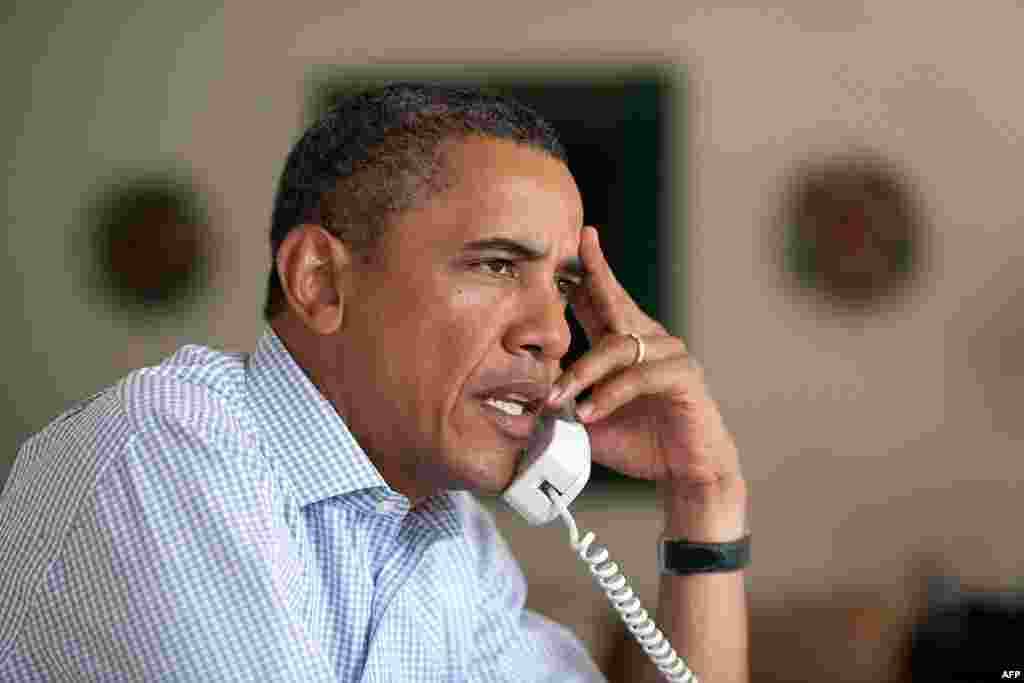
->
<box><xmin>429</xmin><ymin>136</ymin><xmax>584</xmax><ymax>245</ymax></box>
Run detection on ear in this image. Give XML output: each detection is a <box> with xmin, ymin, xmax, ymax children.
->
<box><xmin>276</xmin><ymin>224</ymin><xmax>352</xmax><ymax>335</ymax></box>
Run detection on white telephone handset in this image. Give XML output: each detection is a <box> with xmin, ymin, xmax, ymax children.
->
<box><xmin>501</xmin><ymin>405</ymin><xmax>699</xmax><ymax>683</ymax></box>
<box><xmin>501</xmin><ymin>410</ymin><xmax>591</xmax><ymax>525</ymax></box>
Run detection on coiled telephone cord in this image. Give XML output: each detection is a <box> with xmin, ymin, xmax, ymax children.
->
<box><xmin>542</xmin><ymin>484</ymin><xmax>698</xmax><ymax>683</ymax></box>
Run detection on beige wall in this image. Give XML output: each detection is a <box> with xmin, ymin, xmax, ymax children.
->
<box><xmin>1</xmin><ymin>0</ymin><xmax>227</xmax><ymax>468</ymax></box>
<box><xmin>4</xmin><ymin>1</ymin><xmax>1023</xmax><ymax>674</ymax></box>
<box><xmin>222</xmin><ymin>0</ymin><xmax>1024</xmax><ymax>592</ymax></box>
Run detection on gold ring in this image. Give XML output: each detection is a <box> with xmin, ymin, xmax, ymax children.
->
<box><xmin>627</xmin><ymin>332</ymin><xmax>646</xmax><ymax>366</ymax></box>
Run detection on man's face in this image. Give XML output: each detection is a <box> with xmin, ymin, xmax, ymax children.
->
<box><xmin>336</xmin><ymin>136</ymin><xmax>584</xmax><ymax>503</ymax></box>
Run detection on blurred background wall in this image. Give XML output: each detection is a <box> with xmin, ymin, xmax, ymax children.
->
<box><xmin>4</xmin><ymin>1</ymin><xmax>1023</xmax><ymax>680</ymax></box>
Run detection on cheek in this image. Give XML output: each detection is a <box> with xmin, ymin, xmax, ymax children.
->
<box><xmin>446</xmin><ymin>285</ymin><xmax>508</xmax><ymax>345</ymax></box>
<box><xmin>399</xmin><ymin>279</ymin><xmax>508</xmax><ymax>398</ymax></box>
<box><xmin>436</xmin><ymin>286</ymin><xmax>507</xmax><ymax>391</ymax></box>
<box><xmin>440</xmin><ymin>288</ymin><xmax>488</xmax><ymax>362</ymax></box>
<box><xmin>450</xmin><ymin>285</ymin><xmax>486</xmax><ymax>309</ymax></box>
<box><xmin>400</xmin><ymin>287</ymin><xmax>489</xmax><ymax>394</ymax></box>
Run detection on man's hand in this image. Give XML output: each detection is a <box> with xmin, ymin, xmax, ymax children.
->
<box><xmin>547</xmin><ymin>226</ymin><xmax>746</xmax><ymax>538</ymax></box>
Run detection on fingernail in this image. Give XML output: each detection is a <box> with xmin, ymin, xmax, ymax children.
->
<box><xmin>576</xmin><ymin>402</ymin><xmax>594</xmax><ymax>421</ymax></box>
<box><xmin>547</xmin><ymin>386</ymin><xmax>563</xmax><ymax>404</ymax></box>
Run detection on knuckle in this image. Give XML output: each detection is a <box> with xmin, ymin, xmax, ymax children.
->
<box><xmin>563</xmin><ymin>360</ymin><xmax>592</xmax><ymax>388</ymax></box>
<box><xmin>617</xmin><ymin>333</ymin><xmax>640</xmax><ymax>358</ymax></box>
<box><xmin>590</xmin><ymin>387</ymin><xmax>616</xmax><ymax>415</ymax></box>
<box><xmin>636</xmin><ymin>362</ymin><xmax>655</xmax><ymax>385</ymax></box>
<box><xmin>559</xmin><ymin>366</ymin><xmax>581</xmax><ymax>388</ymax></box>
<box><xmin>610</xmin><ymin>372</ymin><xmax>638</xmax><ymax>402</ymax></box>
<box><xmin>595</xmin><ymin>333</ymin><xmax>621</xmax><ymax>353</ymax></box>
<box><xmin>602</xmin><ymin>380</ymin><xmax>625</xmax><ymax>405</ymax></box>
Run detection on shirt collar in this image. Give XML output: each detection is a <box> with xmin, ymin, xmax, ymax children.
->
<box><xmin>245</xmin><ymin>325</ymin><xmax>463</xmax><ymax>539</ymax></box>
<box><xmin>246</xmin><ymin>324</ymin><xmax>386</xmax><ymax>506</ymax></box>
<box><xmin>412</xmin><ymin>492</ymin><xmax>462</xmax><ymax>540</ymax></box>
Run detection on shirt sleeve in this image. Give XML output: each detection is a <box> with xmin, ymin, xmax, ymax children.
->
<box><xmin>9</xmin><ymin>372</ymin><xmax>334</xmax><ymax>682</ymax></box>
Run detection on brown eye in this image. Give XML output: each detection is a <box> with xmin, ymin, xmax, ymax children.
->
<box><xmin>477</xmin><ymin>259</ymin><xmax>517</xmax><ymax>278</ymax></box>
<box><xmin>557</xmin><ymin>278</ymin><xmax>581</xmax><ymax>297</ymax></box>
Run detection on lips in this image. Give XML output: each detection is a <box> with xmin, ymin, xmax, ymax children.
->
<box><xmin>472</xmin><ymin>379</ymin><xmax>552</xmax><ymax>441</ymax></box>
<box><xmin>478</xmin><ymin>398</ymin><xmax>539</xmax><ymax>440</ymax></box>
<box><xmin>474</xmin><ymin>382</ymin><xmax>549</xmax><ymax>410</ymax></box>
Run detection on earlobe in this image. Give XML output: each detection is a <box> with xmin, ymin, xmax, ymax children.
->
<box><xmin>277</xmin><ymin>225</ymin><xmax>348</xmax><ymax>336</ymax></box>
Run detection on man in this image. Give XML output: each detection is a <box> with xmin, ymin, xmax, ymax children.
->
<box><xmin>0</xmin><ymin>83</ymin><xmax>749</xmax><ymax>681</ymax></box>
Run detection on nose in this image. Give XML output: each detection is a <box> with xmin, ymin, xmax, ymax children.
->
<box><xmin>503</xmin><ymin>288</ymin><xmax>573</xmax><ymax>364</ymax></box>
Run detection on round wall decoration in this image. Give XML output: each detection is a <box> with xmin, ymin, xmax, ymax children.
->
<box><xmin>83</xmin><ymin>172</ymin><xmax>214</xmax><ymax>316</ymax></box>
<box><xmin>781</xmin><ymin>152</ymin><xmax>924</xmax><ymax>310</ymax></box>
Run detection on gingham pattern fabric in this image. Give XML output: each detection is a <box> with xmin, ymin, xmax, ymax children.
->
<box><xmin>0</xmin><ymin>326</ymin><xmax>605</xmax><ymax>682</ymax></box>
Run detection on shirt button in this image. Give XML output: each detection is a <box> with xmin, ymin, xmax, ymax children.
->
<box><xmin>376</xmin><ymin>499</ymin><xmax>398</xmax><ymax>513</ymax></box>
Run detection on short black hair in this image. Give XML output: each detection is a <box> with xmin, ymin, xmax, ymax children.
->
<box><xmin>264</xmin><ymin>82</ymin><xmax>568</xmax><ymax>321</ymax></box>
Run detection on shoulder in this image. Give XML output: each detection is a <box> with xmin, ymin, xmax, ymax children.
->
<box><xmin>0</xmin><ymin>343</ymin><xmax>272</xmax><ymax>657</ymax></box>
<box><xmin>105</xmin><ymin>343</ymin><xmax>274</xmax><ymax>531</ymax></box>
<box><xmin>9</xmin><ymin>341</ymin><xmax>255</xmax><ymax>478</ymax></box>
<box><xmin>116</xmin><ymin>343</ymin><xmax>253</xmax><ymax>445</ymax></box>
<box><xmin>109</xmin><ymin>344</ymin><xmax>269</xmax><ymax>499</ymax></box>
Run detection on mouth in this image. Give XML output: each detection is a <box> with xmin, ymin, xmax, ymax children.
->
<box><xmin>477</xmin><ymin>395</ymin><xmax>541</xmax><ymax>440</ymax></box>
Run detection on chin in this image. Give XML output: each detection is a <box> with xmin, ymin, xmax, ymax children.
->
<box><xmin>446</xmin><ymin>449</ymin><xmax>518</xmax><ymax>496</ymax></box>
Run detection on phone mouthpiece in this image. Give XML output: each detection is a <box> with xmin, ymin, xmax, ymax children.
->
<box><xmin>502</xmin><ymin>399</ymin><xmax>591</xmax><ymax>526</ymax></box>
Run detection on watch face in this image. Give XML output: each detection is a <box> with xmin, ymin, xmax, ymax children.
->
<box><xmin>782</xmin><ymin>152</ymin><xmax>924</xmax><ymax>311</ymax></box>
<box><xmin>660</xmin><ymin>536</ymin><xmax>751</xmax><ymax>575</ymax></box>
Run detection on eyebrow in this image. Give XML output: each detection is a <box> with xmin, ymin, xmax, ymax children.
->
<box><xmin>461</xmin><ymin>237</ymin><xmax>585</xmax><ymax>280</ymax></box>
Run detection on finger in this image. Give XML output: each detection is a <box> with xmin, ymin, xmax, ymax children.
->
<box><xmin>571</xmin><ymin>226</ymin><xmax>661</xmax><ymax>342</ymax></box>
<box><xmin>572</xmin><ymin>226</ymin><xmax>629</xmax><ymax>335</ymax></box>
<box><xmin>547</xmin><ymin>332</ymin><xmax>687</xmax><ymax>406</ymax></box>
<box><xmin>574</xmin><ymin>355</ymin><xmax>700</xmax><ymax>423</ymax></box>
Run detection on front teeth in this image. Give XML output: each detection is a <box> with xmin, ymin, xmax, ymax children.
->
<box><xmin>484</xmin><ymin>398</ymin><xmax>525</xmax><ymax>416</ymax></box>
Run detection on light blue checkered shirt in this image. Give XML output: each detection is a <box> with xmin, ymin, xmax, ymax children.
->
<box><xmin>0</xmin><ymin>326</ymin><xmax>605</xmax><ymax>681</ymax></box>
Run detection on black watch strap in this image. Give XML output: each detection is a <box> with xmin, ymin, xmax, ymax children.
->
<box><xmin>658</xmin><ymin>534</ymin><xmax>751</xmax><ymax>575</ymax></box>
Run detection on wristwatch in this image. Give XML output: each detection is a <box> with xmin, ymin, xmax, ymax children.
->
<box><xmin>658</xmin><ymin>534</ymin><xmax>752</xmax><ymax>576</ymax></box>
